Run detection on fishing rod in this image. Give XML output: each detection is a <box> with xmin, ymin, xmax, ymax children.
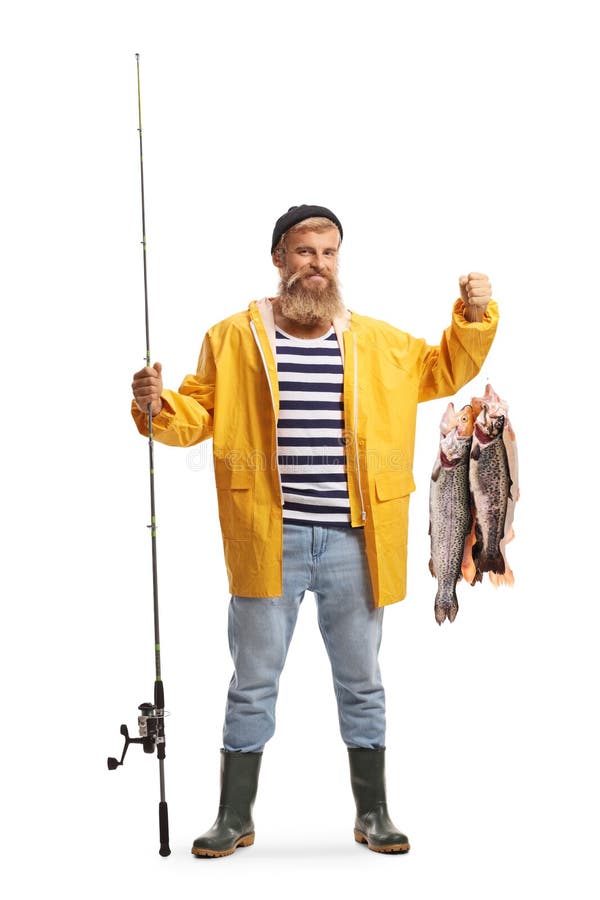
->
<box><xmin>107</xmin><ymin>53</ymin><xmax>171</xmax><ymax>858</ymax></box>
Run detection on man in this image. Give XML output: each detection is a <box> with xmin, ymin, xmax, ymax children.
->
<box><xmin>131</xmin><ymin>204</ymin><xmax>498</xmax><ymax>857</ymax></box>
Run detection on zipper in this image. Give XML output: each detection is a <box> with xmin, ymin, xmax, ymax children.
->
<box><xmin>250</xmin><ymin>320</ymin><xmax>284</xmax><ymax>506</ymax></box>
<box><xmin>353</xmin><ymin>332</ymin><xmax>367</xmax><ymax>522</ymax></box>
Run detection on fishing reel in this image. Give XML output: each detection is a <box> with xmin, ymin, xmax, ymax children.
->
<box><xmin>107</xmin><ymin>701</ymin><xmax>169</xmax><ymax>770</ymax></box>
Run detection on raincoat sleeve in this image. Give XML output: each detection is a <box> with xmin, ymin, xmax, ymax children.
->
<box><xmin>417</xmin><ymin>299</ymin><xmax>499</xmax><ymax>402</ymax></box>
<box><xmin>131</xmin><ymin>331</ymin><xmax>216</xmax><ymax>447</ymax></box>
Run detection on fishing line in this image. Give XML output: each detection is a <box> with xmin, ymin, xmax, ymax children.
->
<box><xmin>107</xmin><ymin>53</ymin><xmax>171</xmax><ymax>859</ymax></box>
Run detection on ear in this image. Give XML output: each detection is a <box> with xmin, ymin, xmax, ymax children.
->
<box><xmin>272</xmin><ymin>250</ymin><xmax>284</xmax><ymax>271</ymax></box>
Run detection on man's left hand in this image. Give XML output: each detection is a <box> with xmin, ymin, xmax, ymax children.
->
<box><xmin>459</xmin><ymin>272</ymin><xmax>492</xmax><ymax>322</ymax></box>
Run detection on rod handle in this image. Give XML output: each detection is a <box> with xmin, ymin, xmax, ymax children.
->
<box><xmin>159</xmin><ymin>800</ymin><xmax>171</xmax><ymax>856</ymax></box>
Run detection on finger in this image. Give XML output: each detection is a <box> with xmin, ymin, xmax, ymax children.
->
<box><xmin>133</xmin><ymin>367</ymin><xmax>162</xmax><ymax>383</ymax></box>
<box><xmin>132</xmin><ymin>376</ymin><xmax>160</xmax><ymax>392</ymax></box>
<box><xmin>133</xmin><ymin>365</ymin><xmax>158</xmax><ymax>381</ymax></box>
<box><xmin>466</xmin><ymin>280</ymin><xmax>491</xmax><ymax>294</ymax></box>
<box><xmin>154</xmin><ymin>361</ymin><xmax>162</xmax><ymax>375</ymax></box>
<box><xmin>131</xmin><ymin>375</ymin><xmax>161</xmax><ymax>392</ymax></box>
<box><xmin>133</xmin><ymin>386</ymin><xmax>160</xmax><ymax>401</ymax></box>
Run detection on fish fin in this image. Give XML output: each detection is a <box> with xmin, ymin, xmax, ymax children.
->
<box><xmin>470</xmin><ymin>442</ymin><xmax>481</xmax><ymax>461</ymax></box>
<box><xmin>461</xmin><ymin>518</ymin><xmax>477</xmax><ymax>584</ymax></box>
<box><xmin>431</xmin><ymin>460</ymin><xmax>441</xmax><ymax>482</ymax></box>
<box><xmin>472</xmin><ymin>520</ymin><xmax>483</xmax><ymax>564</ymax></box>
<box><xmin>440</xmin><ymin>402</ymin><xmax>457</xmax><ymax>436</ymax></box>
<box><xmin>489</xmin><ymin>565</ymin><xmax>514</xmax><ymax>587</ymax></box>
<box><xmin>471</xmin><ymin>396</ymin><xmax>483</xmax><ymax>418</ymax></box>
<box><xmin>428</xmin><ymin>558</ymin><xmax>436</xmax><ymax>577</ymax></box>
<box><xmin>434</xmin><ymin>589</ymin><xmax>458</xmax><ymax>625</ymax></box>
<box><xmin>447</xmin><ymin>593</ymin><xmax>459</xmax><ymax>623</ymax></box>
<box><xmin>478</xmin><ymin>552</ymin><xmax>506</xmax><ymax>575</ymax></box>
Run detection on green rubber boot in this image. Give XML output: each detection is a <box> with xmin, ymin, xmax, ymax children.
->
<box><xmin>348</xmin><ymin>748</ymin><xmax>410</xmax><ymax>854</ymax></box>
<box><xmin>191</xmin><ymin>750</ymin><xmax>263</xmax><ymax>858</ymax></box>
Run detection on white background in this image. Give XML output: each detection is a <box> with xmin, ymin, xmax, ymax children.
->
<box><xmin>2</xmin><ymin>1</ymin><xmax>598</xmax><ymax>897</ymax></box>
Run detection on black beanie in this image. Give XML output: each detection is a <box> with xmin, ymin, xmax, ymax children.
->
<box><xmin>271</xmin><ymin>205</ymin><xmax>343</xmax><ymax>253</ymax></box>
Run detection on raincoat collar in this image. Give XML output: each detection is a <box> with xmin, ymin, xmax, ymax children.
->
<box><xmin>249</xmin><ymin>297</ymin><xmax>352</xmax><ymax>366</ymax></box>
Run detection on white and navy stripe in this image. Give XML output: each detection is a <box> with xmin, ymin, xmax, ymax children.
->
<box><xmin>276</xmin><ymin>326</ymin><xmax>351</xmax><ymax>526</ymax></box>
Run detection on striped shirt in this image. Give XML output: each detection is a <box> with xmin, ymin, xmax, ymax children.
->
<box><xmin>276</xmin><ymin>326</ymin><xmax>352</xmax><ymax>527</ymax></box>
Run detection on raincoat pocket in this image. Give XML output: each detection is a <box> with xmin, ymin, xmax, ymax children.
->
<box><xmin>373</xmin><ymin>470</ymin><xmax>416</xmax><ymax>527</ymax></box>
<box><xmin>375</xmin><ymin>470</ymin><xmax>416</xmax><ymax>501</ymax></box>
<box><xmin>215</xmin><ymin>460</ymin><xmax>255</xmax><ymax>541</ymax></box>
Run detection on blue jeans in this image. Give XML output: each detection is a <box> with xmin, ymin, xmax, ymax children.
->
<box><xmin>223</xmin><ymin>523</ymin><xmax>385</xmax><ymax>752</ymax></box>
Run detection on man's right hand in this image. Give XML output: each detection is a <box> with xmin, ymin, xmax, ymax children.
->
<box><xmin>132</xmin><ymin>361</ymin><xmax>164</xmax><ymax>417</ymax></box>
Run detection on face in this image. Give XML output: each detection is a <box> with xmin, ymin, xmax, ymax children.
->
<box><xmin>273</xmin><ymin>226</ymin><xmax>340</xmax><ymax>288</ymax></box>
<box><xmin>272</xmin><ymin>226</ymin><xmax>343</xmax><ymax>325</ymax></box>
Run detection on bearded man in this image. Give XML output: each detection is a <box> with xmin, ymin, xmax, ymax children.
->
<box><xmin>131</xmin><ymin>204</ymin><xmax>499</xmax><ymax>858</ymax></box>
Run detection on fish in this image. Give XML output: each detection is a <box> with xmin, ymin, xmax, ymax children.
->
<box><xmin>475</xmin><ymin>384</ymin><xmax>519</xmax><ymax>586</ymax></box>
<box><xmin>469</xmin><ymin>385</ymin><xmax>513</xmax><ymax>578</ymax></box>
<box><xmin>489</xmin><ymin>413</ymin><xmax>519</xmax><ymax>586</ymax></box>
<box><xmin>429</xmin><ymin>403</ymin><xmax>474</xmax><ymax>624</ymax></box>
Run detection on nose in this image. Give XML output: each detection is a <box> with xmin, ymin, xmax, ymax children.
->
<box><xmin>310</xmin><ymin>251</ymin><xmax>330</xmax><ymax>271</ymax></box>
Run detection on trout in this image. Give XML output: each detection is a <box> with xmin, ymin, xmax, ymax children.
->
<box><xmin>429</xmin><ymin>404</ymin><xmax>474</xmax><ymax>625</ymax></box>
<box><xmin>469</xmin><ymin>397</ymin><xmax>512</xmax><ymax>578</ymax></box>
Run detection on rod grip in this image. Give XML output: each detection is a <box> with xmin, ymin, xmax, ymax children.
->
<box><xmin>159</xmin><ymin>800</ymin><xmax>171</xmax><ymax>856</ymax></box>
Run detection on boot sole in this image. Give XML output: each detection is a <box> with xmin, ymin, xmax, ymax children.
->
<box><xmin>354</xmin><ymin>830</ymin><xmax>410</xmax><ymax>854</ymax></box>
<box><xmin>191</xmin><ymin>833</ymin><xmax>255</xmax><ymax>858</ymax></box>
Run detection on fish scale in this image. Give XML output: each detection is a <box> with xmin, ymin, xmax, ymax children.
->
<box><xmin>469</xmin><ymin>417</ymin><xmax>511</xmax><ymax>576</ymax></box>
<box><xmin>429</xmin><ymin>428</ymin><xmax>472</xmax><ymax>625</ymax></box>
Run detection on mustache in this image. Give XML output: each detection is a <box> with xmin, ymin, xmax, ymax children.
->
<box><xmin>285</xmin><ymin>265</ymin><xmax>333</xmax><ymax>289</ymax></box>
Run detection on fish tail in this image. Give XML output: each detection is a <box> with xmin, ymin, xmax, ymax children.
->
<box><xmin>447</xmin><ymin>592</ymin><xmax>459</xmax><ymax>623</ymax></box>
<box><xmin>478</xmin><ymin>551</ymin><xmax>506</xmax><ymax>575</ymax></box>
<box><xmin>489</xmin><ymin>565</ymin><xmax>514</xmax><ymax>587</ymax></box>
<box><xmin>434</xmin><ymin>588</ymin><xmax>459</xmax><ymax>625</ymax></box>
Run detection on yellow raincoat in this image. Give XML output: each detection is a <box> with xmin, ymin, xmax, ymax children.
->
<box><xmin>132</xmin><ymin>297</ymin><xmax>499</xmax><ymax>606</ymax></box>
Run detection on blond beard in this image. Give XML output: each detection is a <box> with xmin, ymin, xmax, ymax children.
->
<box><xmin>278</xmin><ymin>266</ymin><xmax>344</xmax><ymax>325</ymax></box>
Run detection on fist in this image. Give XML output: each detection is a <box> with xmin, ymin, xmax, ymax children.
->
<box><xmin>132</xmin><ymin>361</ymin><xmax>163</xmax><ymax>417</ymax></box>
<box><xmin>459</xmin><ymin>272</ymin><xmax>492</xmax><ymax>322</ymax></box>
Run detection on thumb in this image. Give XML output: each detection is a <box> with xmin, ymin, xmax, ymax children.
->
<box><xmin>459</xmin><ymin>275</ymin><xmax>468</xmax><ymax>288</ymax></box>
<box><xmin>153</xmin><ymin>361</ymin><xmax>163</xmax><ymax>375</ymax></box>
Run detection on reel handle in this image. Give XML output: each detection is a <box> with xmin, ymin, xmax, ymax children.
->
<box><xmin>159</xmin><ymin>801</ymin><xmax>171</xmax><ymax>857</ymax></box>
